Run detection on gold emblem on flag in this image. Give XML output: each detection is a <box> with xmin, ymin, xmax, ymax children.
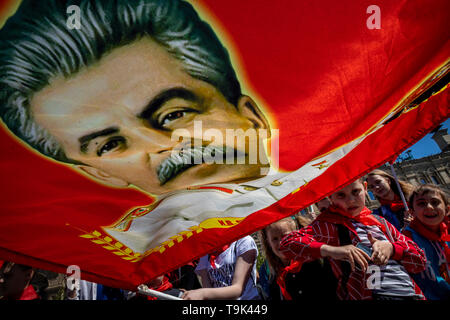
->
<box><xmin>79</xmin><ymin>230</ymin><xmax>143</xmax><ymax>262</ymax></box>
<box><xmin>291</xmin><ymin>179</ymin><xmax>309</xmax><ymax>194</ymax></box>
<box><xmin>150</xmin><ymin>217</ymin><xmax>244</xmax><ymax>254</ymax></box>
<box><xmin>271</xmin><ymin>180</ymin><xmax>283</xmax><ymax>186</ymax></box>
<box><xmin>78</xmin><ymin>217</ymin><xmax>245</xmax><ymax>262</ymax></box>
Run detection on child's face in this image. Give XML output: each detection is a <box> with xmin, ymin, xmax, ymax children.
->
<box><xmin>366</xmin><ymin>174</ymin><xmax>392</xmax><ymax>200</ymax></box>
<box><xmin>330</xmin><ymin>180</ymin><xmax>367</xmax><ymax>216</ymax></box>
<box><xmin>412</xmin><ymin>190</ymin><xmax>449</xmax><ymax>230</ymax></box>
<box><xmin>266</xmin><ymin>220</ymin><xmax>296</xmax><ymax>262</ymax></box>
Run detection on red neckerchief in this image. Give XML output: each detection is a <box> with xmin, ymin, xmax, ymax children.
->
<box><xmin>18</xmin><ymin>285</ymin><xmax>39</xmax><ymax>300</ymax></box>
<box><xmin>316</xmin><ymin>205</ymin><xmax>388</xmax><ymax>235</ymax></box>
<box><xmin>209</xmin><ymin>245</ymin><xmax>230</xmax><ymax>269</ymax></box>
<box><xmin>379</xmin><ymin>197</ymin><xmax>404</xmax><ymax>212</ymax></box>
<box><xmin>152</xmin><ymin>276</ymin><xmax>173</xmax><ymax>291</ymax></box>
<box><xmin>146</xmin><ymin>275</ymin><xmax>173</xmax><ymax>300</ymax></box>
<box><xmin>276</xmin><ymin>260</ymin><xmax>303</xmax><ymax>300</ymax></box>
<box><xmin>409</xmin><ymin>217</ymin><xmax>450</xmax><ymax>263</ymax></box>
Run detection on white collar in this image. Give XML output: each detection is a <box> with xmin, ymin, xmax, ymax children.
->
<box><xmin>153</xmin><ymin>168</ymin><xmax>288</xmax><ymax>199</ymax></box>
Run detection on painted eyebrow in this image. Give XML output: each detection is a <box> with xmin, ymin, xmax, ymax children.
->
<box><xmin>79</xmin><ymin>126</ymin><xmax>119</xmax><ymax>153</ymax></box>
<box><xmin>137</xmin><ymin>87</ymin><xmax>201</xmax><ymax>120</ymax></box>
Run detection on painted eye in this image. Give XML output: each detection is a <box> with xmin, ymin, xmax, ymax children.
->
<box><xmin>161</xmin><ymin>110</ymin><xmax>188</xmax><ymax>126</ymax></box>
<box><xmin>158</xmin><ymin>108</ymin><xmax>200</xmax><ymax>128</ymax></box>
<box><xmin>97</xmin><ymin>136</ymin><xmax>126</xmax><ymax>156</ymax></box>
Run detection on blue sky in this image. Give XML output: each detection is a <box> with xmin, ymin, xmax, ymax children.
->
<box><xmin>399</xmin><ymin>118</ymin><xmax>449</xmax><ymax>160</ymax></box>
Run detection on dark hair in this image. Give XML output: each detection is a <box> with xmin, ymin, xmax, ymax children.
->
<box><xmin>408</xmin><ymin>184</ymin><xmax>449</xmax><ymax>209</ymax></box>
<box><xmin>0</xmin><ymin>0</ymin><xmax>241</xmax><ymax>163</ymax></box>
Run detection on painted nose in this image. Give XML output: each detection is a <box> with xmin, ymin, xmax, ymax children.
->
<box><xmin>133</xmin><ymin>127</ymin><xmax>180</xmax><ymax>154</ymax></box>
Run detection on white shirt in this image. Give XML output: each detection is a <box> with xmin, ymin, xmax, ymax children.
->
<box><xmin>195</xmin><ymin>236</ymin><xmax>259</xmax><ymax>300</ymax></box>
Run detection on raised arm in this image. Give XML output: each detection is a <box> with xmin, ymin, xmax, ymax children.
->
<box><xmin>182</xmin><ymin>249</ymin><xmax>257</xmax><ymax>300</ymax></box>
<box><xmin>280</xmin><ymin>222</ymin><xmax>334</xmax><ymax>262</ymax></box>
<box><xmin>281</xmin><ymin>222</ymin><xmax>370</xmax><ymax>272</ymax></box>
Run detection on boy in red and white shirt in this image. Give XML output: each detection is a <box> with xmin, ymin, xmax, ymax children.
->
<box><xmin>280</xmin><ymin>178</ymin><xmax>426</xmax><ymax>300</ymax></box>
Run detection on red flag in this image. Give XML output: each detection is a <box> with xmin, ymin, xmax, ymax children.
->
<box><xmin>0</xmin><ymin>0</ymin><xmax>448</xmax><ymax>290</ymax></box>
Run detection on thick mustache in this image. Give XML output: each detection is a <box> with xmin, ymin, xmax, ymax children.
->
<box><xmin>156</xmin><ymin>145</ymin><xmax>245</xmax><ymax>185</ymax></box>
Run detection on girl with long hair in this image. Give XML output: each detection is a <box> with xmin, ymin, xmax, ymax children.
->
<box><xmin>258</xmin><ymin>215</ymin><xmax>337</xmax><ymax>300</ymax></box>
<box><xmin>366</xmin><ymin>169</ymin><xmax>415</xmax><ymax>231</ymax></box>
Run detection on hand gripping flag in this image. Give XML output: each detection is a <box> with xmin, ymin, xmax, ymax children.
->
<box><xmin>0</xmin><ymin>0</ymin><xmax>448</xmax><ymax>290</ymax></box>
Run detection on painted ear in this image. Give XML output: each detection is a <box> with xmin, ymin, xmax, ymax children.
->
<box><xmin>75</xmin><ymin>165</ymin><xmax>129</xmax><ymax>188</ymax></box>
<box><xmin>236</xmin><ymin>95</ymin><xmax>271</xmax><ymax>137</ymax></box>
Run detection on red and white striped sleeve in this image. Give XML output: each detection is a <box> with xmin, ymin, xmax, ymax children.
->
<box><xmin>280</xmin><ymin>221</ymin><xmax>338</xmax><ymax>262</ymax></box>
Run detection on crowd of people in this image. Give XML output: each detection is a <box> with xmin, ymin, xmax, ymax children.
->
<box><xmin>259</xmin><ymin>173</ymin><xmax>449</xmax><ymax>301</ymax></box>
<box><xmin>1</xmin><ymin>170</ymin><xmax>448</xmax><ymax>301</ymax></box>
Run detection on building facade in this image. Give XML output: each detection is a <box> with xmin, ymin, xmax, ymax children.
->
<box><xmin>365</xmin><ymin>149</ymin><xmax>450</xmax><ymax>209</ymax></box>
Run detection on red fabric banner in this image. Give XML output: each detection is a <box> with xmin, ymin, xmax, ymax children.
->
<box><xmin>0</xmin><ymin>0</ymin><xmax>448</xmax><ymax>290</ymax></box>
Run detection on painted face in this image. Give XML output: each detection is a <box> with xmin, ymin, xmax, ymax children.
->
<box><xmin>412</xmin><ymin>190</ymin><xmax>449</xmax><ymax>231</ymax></box>
<box><xmin>266</xmin><ymin>219</ymin><xmax>296</xmax><ymax>263</ymax></box>
<box><xmin>330</xmin><ymin>181</ymin><xmax>367</xmax><ymax>216</ymax></box>
<box><xmin>366</xmin><ymin>174</ymin><xmax>393</xmax><ymax>201</ymax></box>
<box><xmin>31</xmin><ymin>37</ymin><xmax>270</xmax><ymax>196</ymax></box>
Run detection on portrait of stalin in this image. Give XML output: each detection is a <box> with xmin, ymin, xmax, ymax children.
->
<box><xmin>0</xmin><ymin>0</ymin><xmax>299</xmax><ymax>253</ymax></box>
